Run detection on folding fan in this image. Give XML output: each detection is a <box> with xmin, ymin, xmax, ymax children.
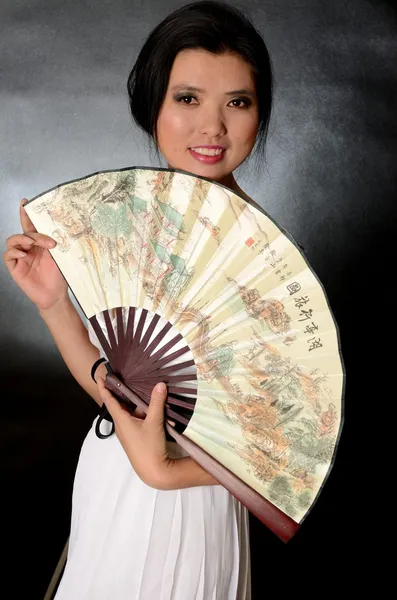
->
<box><xmin>25</xmin><ymin>167</ymin><xmax>344</xmax><ymax>543</ymax></box>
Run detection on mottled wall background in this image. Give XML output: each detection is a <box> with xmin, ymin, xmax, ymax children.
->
<box><xmin>1</xmin><ymin>0</ymin><xmax>395</xmax><ymax>597</ymax></box>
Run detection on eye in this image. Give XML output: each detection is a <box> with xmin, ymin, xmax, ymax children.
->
<box><xmin>175</xmin><ymin>95</ymin><xmax>198</xmax><ymax>105</ymax></box>
<box><xmin>229</xmin><ymin>98</ymin><xmax>251</xmax><ymax>108</ymax></box>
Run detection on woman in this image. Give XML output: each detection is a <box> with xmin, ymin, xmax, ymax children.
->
<box><xmin>3</xmin><ymin>2</ymin><xmax>272</xmax><ymax>598</ymax></box>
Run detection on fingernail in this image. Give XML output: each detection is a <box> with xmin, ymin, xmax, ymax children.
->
<box><xmin>155</xmin><ymin>382</ymin><xmax>166</xmax><ymax>393</ymax></box>
<box><xmin>46</xmin><ymin>240</ymin><xmax>56</xmax><ymax>248</ymax></box>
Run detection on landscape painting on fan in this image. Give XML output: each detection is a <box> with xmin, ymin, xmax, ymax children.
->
<box><xmin>25</xmin><ymin>167</ymin><xmax>344</xmax><ymax>523</ymax></box>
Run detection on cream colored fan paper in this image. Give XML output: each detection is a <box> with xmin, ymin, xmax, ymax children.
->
<box><xmin>26</xmin><ymin>168</ymin><xmax>344</xmax><ymax>523</ymax></box>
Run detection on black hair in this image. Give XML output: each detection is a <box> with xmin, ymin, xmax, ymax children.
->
<box><xmin>127</xmin><ymin>1</ymin><xmax>273</xmax><ymax>173</ymax></box>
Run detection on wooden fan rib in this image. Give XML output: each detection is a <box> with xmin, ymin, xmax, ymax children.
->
<box><xmin>133</xmin><ymin>342</ymin><xmax>193</xmax><ymax>379</ymax></box>
<box><xmin>124</xmin><ymin>309</ymin><xmax>147</xmax><ymax>366</ymax></box>
<box><xmin>133</xmin><ymin>309</ymin><xmax>148</xmax><ymax>351</ymax></box>
<box><xmin>154</xmin><ymin>359</ymin><xmax>196</xmax><ymax>374</ymax></box>
<box><xmin>116</xmin><ymin>307</ymin><xmax>125</xmax><ymax>360</ymax></box>
<box><xmin>90</xmin><ymin>316</ymin><xmax>116</xmax><ymax>366</ymax></box>
<box><xmin>165</xmin><ymin>407</ymin><xmax>189</xmax><ymax>426</ymax></box>
<box><xmin>125</xmin><ymin>307</ymin><xmax>136</xmax><ymax>346</ymax></box>
<box><xmin>129</xmin><ymin>373</ymin><xmax>196</xmax><ymax>385</ymax></box>
<box><xmin>123</xmin><ymin>381</ymin><xmax>153</xmax><ymax>396</ymax></box>
<box><xmin>165</xmin><ymin>397</ymin><xmax>196</xmax><ymax>411</ymax></box>
<box><xmin>103</xmin><ymin>310</ymin><xmax>119</xmax><ymax>365</ymax></box>
<box><xmin>143</xmin><ymin>346</ymin><xmax>191</xmax><ymax>374</ymax></box>
<box><xmin>162</xmin><ymin>374</ymin><xmax>197</xmax><ymax>383</ymax></box>
<box><xmin>140</xmin><ymin>321</ymin><xmax>174</xmax><ymax>359</ymax></box>
<box><xmin>144</xmin><ymin>335</ymin><xmax>184</xmax><ymax>366</ymax></box>
<box><xmin>167</xmin><ymin>390</ymin><xmax>197</xmax><ymax>400</ymax></box>
<box><xmin>130</xmin><ymin>365</ymin><xmax>196</xmax><ymax>382</ymax></box>
<box><xmin>167</xmin><ymin>386</ymin><xmax>197</xmax><ymax>396</ymax></box>
<box><xmin>132</xmin><ymin>331</ymin><xmax>183</xmax><ymax>376</ymax></box>
<box><xmin>137</xmin><ymin>313</ymin><xmax>161</xmax><ymax>354</ymax></box>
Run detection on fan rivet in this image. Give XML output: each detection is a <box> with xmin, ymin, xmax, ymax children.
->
<box><xmin>117</xmin><ymin>383</ymin><xmax>121</xmax><ymax>387</ymax></box>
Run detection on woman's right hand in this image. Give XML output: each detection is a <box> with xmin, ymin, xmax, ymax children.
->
<box><xmin>3</xmin><ymin>198</ymin><xmax>69</xmax><ymax>311</ymax></box>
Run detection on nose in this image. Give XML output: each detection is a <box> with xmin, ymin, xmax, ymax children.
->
<box><xmin>198</xmin><ymin>106</ymin><xmax>227</xmax><ymax>139</ymax></box>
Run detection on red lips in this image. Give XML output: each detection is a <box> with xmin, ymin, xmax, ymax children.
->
<box><xmin>188</xmin><ymin>147</ymin><xmax>226</xmax><ymax>164</ymax></box>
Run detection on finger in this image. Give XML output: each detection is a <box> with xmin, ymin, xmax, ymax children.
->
<box><xmin>3</xmin><ymin>248</ymin><xmax>27</xmax><ymax>271</ymax></box>
<box><xmin>6</xmin><ymin>232</ymin><xmax>56</xmax><ymax>250</ymax></box>
<box><xmin>24</xmin><ymin>232</ymin><xmax>56</xmax><ymax>248</ymax></box>
<box><xmin>20</xmin><ymin>198</ymin><xmax>37</xmax><ymax>233</ymax></box>
<box><xmin>145</xmin><ymin>382</ymin><xmax>168</xmax><ymax>427</ymax></box>
<box><xmin>5</xmin><ymin>234</ymin><xmax>34</xmax><ymax>250</ymax></box>
<box><xmin>4</xmin><ymin>248</ymin><xmax>28</xmax><ymax>261</ymax></box>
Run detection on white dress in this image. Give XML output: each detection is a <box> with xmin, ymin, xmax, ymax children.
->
<box><xmin>54</xmin><ymin>317</ymin><xmax>251</xmax><ymax>600</ymax></box>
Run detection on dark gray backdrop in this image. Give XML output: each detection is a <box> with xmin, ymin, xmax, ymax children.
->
<box><xmin>1</xmin><ymin>0</ymin><xmax>395</xmax><ymax>597</ymax></box>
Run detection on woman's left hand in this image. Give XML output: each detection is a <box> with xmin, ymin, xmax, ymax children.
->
<box><xmin>97</xmin><ymin>377</ymin><xmax>175</xmax><ymax>489</ymax></box>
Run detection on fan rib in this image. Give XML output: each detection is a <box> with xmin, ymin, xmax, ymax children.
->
<box><xmin>125</xmin><ymin>307</ymin><xmax>136</xmax><ymax>348</ymax></box>
<box><xmin>141</xmin><ymin>322</ymin><xmax>173</xmax><ymax>359</ymax></box>
<box><xmin>130</xmin><ymin>374</ymin><xmax>196</xmax><ymax>385</ymax></box>
<box><xmin>116</xmin><ymin>308</ymin><xmax>125</xmax><ymax>364</ymax></box>
<box><xmin>167</xmin><ymin>386</ymin><xmax>197</xmax><ymax>396</ymax></box>
<box><xmin>90</xmin><ymin>316</ymin><xmax>115</xmax><ymax>366</ymax></box>
<box><xmin>166</xmin><ymin>397</ymin><xmax>196</xmax><ymax>410</ymax></box>
<box><xmin>153</xmin><ymin>359</ymin><xmax>196</xmax><ymax>375</ymax></box>
<box><xmin>104</xmin><ymin>310</ymin><xmax>119</xmax><ymax>366</ymax></box>
<box><xmin>145</xmin><ymin>345</ymin><xmax>191</xmax><ymax>371</ymax></box>
<box><xmin>139</xmin><ymin>313</ymin><xmax>161</xmax><ymax>351</ymax></box>
<box><xmin>133</xmin><ymin>330</ymin><xmax>182</xmax><ymax>376</ymax></box>
<box><xmin>133</xmin><ymin>309</ymin><xmax>148</xmax><ymax>351</ymax></box>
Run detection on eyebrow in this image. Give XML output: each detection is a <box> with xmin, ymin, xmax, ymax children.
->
<box><xmin>171</xmin><ymin>85</ymin><xmax>255</xmax><ymax>97</ymax></box>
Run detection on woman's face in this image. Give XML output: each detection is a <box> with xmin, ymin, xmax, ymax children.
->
<box><xmin>156</xmin><ymin>49</ymin><xmax>259</xmax><ymax>184</ymax></box>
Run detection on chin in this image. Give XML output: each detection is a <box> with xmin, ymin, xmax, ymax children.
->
<box><xmin>188</xmin><ymin>161</ymin><xmax>233</xmax><ymax>180</ymax></box>
<box><xmin>167</xmin><ymin>156</ymin><xmax>234</xmax><ymax>183</ymax></box>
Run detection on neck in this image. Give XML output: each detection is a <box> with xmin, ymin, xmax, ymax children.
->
<box><xmin>166</xmin><ymin>165</ymin><xmax>250</xmax><ymax>202</ymax></box>
<box><xmin>218</xmin><ymin>172</ymin><xmax>251</xmax><ymax>203</ymax></box>
<box><xmin>218</xmin><ymin>172</ymin><xmax>237</xmax><ymax>191</ymax></box>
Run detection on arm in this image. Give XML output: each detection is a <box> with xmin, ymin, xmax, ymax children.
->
<box><xmin>4</xmin><ymin>201</ymin><xmax>106</xmax><ymax>407</ymax></box>
<box><xmin>160</xmin><ymin>456</ymin><xmax>220</xmax><ymax>489</ymax></box>
<box><xmin>39</xmin><ymin>297</ymin><xmax>106</xmax><ymax>407</ymax></box>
